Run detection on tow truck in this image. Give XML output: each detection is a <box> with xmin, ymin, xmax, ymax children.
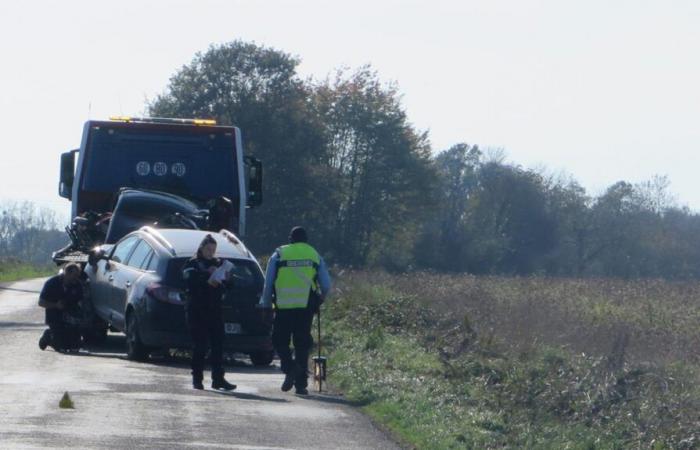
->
<box><xmin>54</xmin><ymin>116</ymin><xmax>263</xmax><ymax>263</ymax></box>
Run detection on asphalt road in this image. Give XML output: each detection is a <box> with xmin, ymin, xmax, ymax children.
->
<box><xmin>0</xmin><ymin>278</ymin><xmax>400</xmax><ymax>450</ymax></box>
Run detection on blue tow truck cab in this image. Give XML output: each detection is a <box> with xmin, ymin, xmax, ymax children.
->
<box><xmin>55</xmin><ymin>117</ymin><xmax>263</xmax><ymax>262</ymax></box>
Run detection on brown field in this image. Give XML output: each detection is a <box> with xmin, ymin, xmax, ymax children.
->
<box><xmin>338</xmin><ymin>271</ymin><xmax>700</xmax><ymax>367</ymax></box>
<box><xmin>326</xmin><ymin>270</ymin><xmax>700</xmax><ymax>448</ymax></box>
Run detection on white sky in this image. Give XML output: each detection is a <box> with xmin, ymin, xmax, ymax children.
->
<box><xmin>1</xmin><ymin>0</ymin><xmax>699</xmax><ymax>220</ymax></box>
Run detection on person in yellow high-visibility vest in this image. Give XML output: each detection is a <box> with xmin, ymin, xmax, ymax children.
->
<box><xmin>259</xmin><ymin>226</ymin><xmax>331</xmax><ymax>395</ymax></box>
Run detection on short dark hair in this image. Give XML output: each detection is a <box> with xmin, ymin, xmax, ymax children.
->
<box><xmin>289</xmin><ymin>226</ymin><xmax>307</xmax><ymax>243</ymax></box>
<box><xmin>63</xmin><ymin>262</ymin><xmax>81</xmax><ymax>275</ymax></box>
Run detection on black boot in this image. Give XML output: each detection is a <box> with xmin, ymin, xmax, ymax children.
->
<box><xmin>39</xmin><ymin>329</ymin><xmax>51</xmax><ymax>351</ymax></box>
<box><xmin>281</xmin><ymin>372</ymin><xmax>295</xmax><ymax>392</ymax></box>
<box><xmin>192</xmin><ymin>371</ymin><xmax>204</xmax><ymax>390</ymax></box>
<box><xmin>281</xmin><ymin>364</ymin><xmax>301</xmax><ymax>392</ymax></box>
<box><xmin>212</xmin><ymin>377</ymin><xmax>236</xmax><ymax>391</ymax></box>
<box><xmin>294</xmin><ymin>372</ymin><xmax>309</xmax><ymax>395</ymax></box>
<box><xmin>295</xmin><ymin>369</ymin><xmax>309</xmax><ymax>395</ymax></box>
<box><xmin>295</xmin><ymin>386</ymin><xmax>309</xmax><ymax>395</ymax></box>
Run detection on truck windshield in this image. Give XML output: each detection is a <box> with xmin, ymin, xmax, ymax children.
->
<box><xmin>81</xmin><ymin>125</ymin><xmax>238</xmax><ymax>202</ymax></box>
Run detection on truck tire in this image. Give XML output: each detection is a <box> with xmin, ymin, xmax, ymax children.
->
<box><xmin>249</xmin><ymin>351</ymin><xmax>274</xmax><ymax>367</ymax></box>
<box><xmin>126</xmin><ymin>313</ymin><xmax>149</xmax><ymax>362</ymax></box>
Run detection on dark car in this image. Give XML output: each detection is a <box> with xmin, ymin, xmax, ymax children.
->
<box><xmin>85</xmin><ymin>226</ymin><xmax>273</xmax><ymax>365</ymax></box>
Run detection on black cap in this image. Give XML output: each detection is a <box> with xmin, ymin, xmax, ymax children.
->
<box><xmin>289</xmin><ymin>226</ymin><xmax>307</xmax><ymax>243</ymax></box>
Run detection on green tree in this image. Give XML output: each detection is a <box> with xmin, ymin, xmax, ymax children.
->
<box><xmin>314</xmin><ymin>67</ymin><xmax>435</xmax><ymax>267</ymax></box>
<box><xmin>148</xmin><ymin>41</ymin><xmax>330</xmax><ymax>252</ymax></box>
<box><xmin>415</xmin><ymin>143</ymin><xmax>481</xmax><ymax>271</ymax></box>
<box><xmin>465</xmin><ymin>163</ymin><xmax>556</xmax><ymax>274</ymax></box>
<box><xmin>539</xmin><ymin>175</ymin><xmax>591</xmax><ymax>275</ymax></box>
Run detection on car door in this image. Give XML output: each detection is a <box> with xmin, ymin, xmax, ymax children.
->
<box><xmin>105</xmin><ymin>235</ymin><xmax>140</xmax><ymax>330</ymax></box>
<box><xmin>117</xmin><ymin>239</ymin><xmax>154</xmax><ymax>316</ymax></box>
<box><xmin>86</xmin><ymin>246</ymin><xmax>114</xmax><ymax>322</ymax></box>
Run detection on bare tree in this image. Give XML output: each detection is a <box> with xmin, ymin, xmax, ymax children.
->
<box><xmin>0</xmin><ymin>201</ymin><xmax>63</xmax><ymax>264</ymax></box>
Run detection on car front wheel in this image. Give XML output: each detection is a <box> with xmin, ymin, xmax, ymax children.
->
<box><xmin>126</xmin><ymin>313</ymin><xmax>149</xmax><ymax>361</ymax></box>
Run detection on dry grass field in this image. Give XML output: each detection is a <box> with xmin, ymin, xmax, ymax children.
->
<box><xmin>0</xmin><ymin>260</ymin><xmax>54</xmax><ymax>283</ymax></box>
<box><xmin>324</xmin><ymin>271</ymin><xmax>700</xmax><ymax>449</ymax></box>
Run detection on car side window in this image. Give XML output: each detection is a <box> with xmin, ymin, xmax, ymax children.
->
<box><xmin>145</xmin><ymin>252</ymin><xmax>159</xmax><ymax>271</ymax></box>
<box><xmin>111</xmin><ymin>236</ymin><xmax>139</xmax><ymax>264</ymax></box>
<box><xmin>127</xmin><ymin>240</ymin><xmax>153</xmax><ymax>269</ymax></box>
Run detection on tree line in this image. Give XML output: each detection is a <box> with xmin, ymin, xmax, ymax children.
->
<box><xmin>147</xmin><ymin>40</ymin><xmax>700</xmax><ymax>279</ymax></box>
<box><xmin>0</xmin><ymin>202</ymin><xmax>66</xmax><ymax>266</ymax></box>
<box><xmin>6</xmin><ymin>41</ymin><xmax>697</xmax><ymax>279</ymax></box>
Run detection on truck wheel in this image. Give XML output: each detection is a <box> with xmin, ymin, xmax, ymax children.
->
<box><xmin>126</xmin><ymin>313</ymin><xmax>149</xmax><ymax>362</ymax></box>
<box><xmin>249</xmin><ymin>351</ymin><xmax>274</xmax><ymax>367</ymax></box>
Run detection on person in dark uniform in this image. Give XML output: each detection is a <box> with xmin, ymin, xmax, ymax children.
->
<box><xmin>38</xmin><ymin>263</ymin><xmax>84</xmax><ymax>352</ymax></box>
<box><xmin>259</xmin><ymin>226</ymin><xmax>331</xmax><ymax>395</ymax></box>
<box><xmin>208</xmin><ymin>196</ymin><xmax>235</xmax><ymax>232</ymax></box>
<box><xmin>182</xmin><ymin>234</ymin><xmax>236</xmax><ymax>391</ymax></box>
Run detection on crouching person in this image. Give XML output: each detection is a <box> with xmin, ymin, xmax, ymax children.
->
<box><xmin>38</xmin><ymin>263</ymin><xmax>84</xmax><ymax>352</ymax></box>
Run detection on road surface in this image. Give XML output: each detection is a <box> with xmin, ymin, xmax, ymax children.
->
<box><xmin>0</xmin><ymin>278</ymin><xmax>400</xmax><ymax>450</ymax></box>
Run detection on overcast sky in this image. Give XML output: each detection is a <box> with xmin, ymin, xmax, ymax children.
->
<box><xmin>1</xmin><ymin>0</ymin><xmax>699</xmax><ymax>220</ymax></box>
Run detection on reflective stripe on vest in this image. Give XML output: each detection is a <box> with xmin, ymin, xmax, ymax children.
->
<box><xmin>274</xmin><ymin>243</ymin><xmax>320</xmax><ymax>309</ymax></box>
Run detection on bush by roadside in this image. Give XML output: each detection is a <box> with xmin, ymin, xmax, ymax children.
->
<box><xmin>323</xmin><ymin>271</ymin><xmax>700</xmax><ymax>449</ymax></box>
<box><xmin>0</xmin><ymin>259</ymin><xmax>55</xmax><ymax>283</ymax></box>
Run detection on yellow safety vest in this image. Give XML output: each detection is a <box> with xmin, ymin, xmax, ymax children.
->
<box><xmin>274</xmin><ymin>243</ymin><xmax>320</xmax><ymax>309</ymax></box>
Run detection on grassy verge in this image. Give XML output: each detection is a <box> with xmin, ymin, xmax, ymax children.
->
<box><xmin>0</xmin><ymin>260</ymin><xmax>55</xmax><ymax>283</ymax></box>
<box><xmin>323</xmin><ymin>272</ymin><xmax>700</xmax><ymax>449</ymax></box>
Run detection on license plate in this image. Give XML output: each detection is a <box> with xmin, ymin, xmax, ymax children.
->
<box><xmin>225</xmin><ymin>323</ymin><xmax>242</xmax><ymax>334</ymax></box>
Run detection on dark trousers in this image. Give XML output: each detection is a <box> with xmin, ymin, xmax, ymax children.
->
<box><xmin>44</xmin><ymin>322</ymin><xmax>81</xmax><ymax>351</ymax></box>
<box><xmin>187</xmin><ymin>308</ymin><xmax>225</xmax><ymax>381</ymax></box>
<box><xmin>272</xmin><ymin>308</ymin><xmax>315</xmax><ymax>388</ymax></box>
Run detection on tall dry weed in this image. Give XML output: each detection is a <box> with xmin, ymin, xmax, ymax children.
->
<box><xmin>337</xmin><ymin>271</ymin><xmax>700</xmax><ymax>366</ymax></box>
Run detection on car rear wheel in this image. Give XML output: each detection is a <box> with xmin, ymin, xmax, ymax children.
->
<box><xmin>249</xmin><ymin>350</ymin><xmax>274</xmax><ymax>367</ymax></box>
<box><xmin>126</xmin><ymin>313</ymin><xmax>149</xmax><ymax>361</ymax></box>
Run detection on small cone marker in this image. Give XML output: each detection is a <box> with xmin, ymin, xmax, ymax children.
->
<box><xmin>59</xmin><ymin>391</ymin><xmax>74</xmax><ymax>409</ymax></box>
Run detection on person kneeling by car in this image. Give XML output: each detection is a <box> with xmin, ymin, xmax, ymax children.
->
<box><xmin>182</xmin><ymin>234</ymin><xmax>237</xmax><ymax>391</ymax></box>
<box><xmin>38</xmin><ymin>263</ymin><xmax>84</xmax><ymax>352</ymax></box>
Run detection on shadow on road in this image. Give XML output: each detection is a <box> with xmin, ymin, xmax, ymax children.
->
<box><xmin>0</xmin><ymin>321</ymin><xmax>46</xmax><ymax>329</ymax></box>
<box><xmin>0</xmin><ymin>286</ymin><xmax>41</xmax><ymax>294</ymax></box>
<box><xmin>208</xmin><ymin>389</ymin><xmax>290</xmax><ymax>403</ymax></box>
<box><xmin>65</xmin><ymin>334</ymin><xmax>280</xmax><ymax>374</ymax></box>
<box><xmin>57</xmin><ymin>335</ymin><xmax>132</xmax><ymax>360</ymax></box>
<box><xmin>296</xmin><ymin>392</ymin><xmax>354</xmax><ymax>406</ymax></box>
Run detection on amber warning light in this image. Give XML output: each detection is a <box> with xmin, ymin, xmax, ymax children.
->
<box><xmin>108</xmin><ymin>116</ymin><xmax>217</xmax><ymax>126</ymax></box>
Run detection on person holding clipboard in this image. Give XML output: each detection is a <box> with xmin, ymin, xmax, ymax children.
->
<box><xmin>182</xmin><ymin>234</ymin><xmax>236</xmax><ymax>391</ymax></box>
